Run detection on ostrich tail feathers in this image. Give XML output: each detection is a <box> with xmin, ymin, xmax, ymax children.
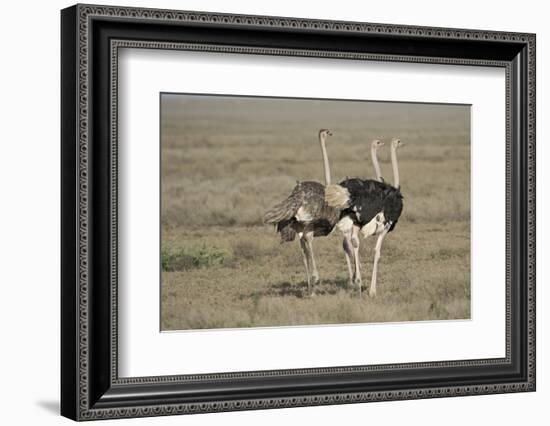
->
<box><xmin>263</xmin><ymin>197</ymin><xmax>296</xmax><ymax>224</ymax></box>
<box><xmin>324</xmin><ymin>184</ymin><xmax>350</xmax><ymax>209</ymax></box>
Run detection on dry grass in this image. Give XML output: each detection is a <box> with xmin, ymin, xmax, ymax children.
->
<box><xmin>160</xmin><ymin>95</ymin><xmax>470</xmax><ymax>330</ymax></box>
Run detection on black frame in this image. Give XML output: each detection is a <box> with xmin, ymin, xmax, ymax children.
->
<box><xmin>61</xmin><ymin>4</ymin><xmax>536</xmax><ymax>421</ymax></box>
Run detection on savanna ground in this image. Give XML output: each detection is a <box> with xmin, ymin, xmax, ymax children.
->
<box><xmin>160</xmin><ymin>94</ymin><xmax>470</xmax><ymax>330</ymax></box>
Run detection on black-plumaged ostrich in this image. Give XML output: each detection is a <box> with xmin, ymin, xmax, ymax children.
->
<box><xmin>339</xmin><ymin>139</ymin><xmax>385</xmax><ymax>287</ymax></box>
<box><xmin>263</xmin><ymin>129</ymin><xmax>340</xmax><ymax>296</ymax></box>
<box><xmin>325</xmin><ymin>138</ymin><xmax>404</xmax><ymax>297</ymax></box>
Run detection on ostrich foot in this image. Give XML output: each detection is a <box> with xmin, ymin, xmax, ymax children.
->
<box><xmin>350</xmin><ymin>274</ymin><xmax>362</xmax><ymax>294</ymax></box>
<box><xmin>304</xmin><ymin>277</ymin><xmax>318</xmax><ymax>298</ymax></box>
<box><xmin>304</xmin><ymin>289</ymin><xmax>316</xmax><ymax>299</ymax></box>
<box><xmin>368</xmin><ymin>288</ymin><xmax>377</xmax><ymax>298</ymax></box>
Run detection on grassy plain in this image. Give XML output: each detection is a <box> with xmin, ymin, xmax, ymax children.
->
<box><xmin>160</xmin><ymin>95</ymin><xmax>470</xmax><ymax>330</ymax></box>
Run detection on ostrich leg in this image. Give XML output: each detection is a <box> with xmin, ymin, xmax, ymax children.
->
<box><xmin>299</xmin><ymin>235</ymin><xmax>312</xmax><ymax>292</ymax></box>
<box><xmin>304</xmin><ymin>231</ymin><xmax>319</xmax><ymax>295</ymax></box>
<box><xmin>369</xmin><ymin>226</ymin><xmax>389</xmax><ymax>298</ymax></box>
<box><xmin>342</xmin><ymin>233</ymin><xmax>355</xmax><ymax>288</ymax></box>
<box><xmin>342</xmin><ymin>230</ymin><xmax>356</xmax><ymax>288</ymax></box>
<box><xmin>351</xmin><ymin>224</ymin><xmax>362</xmax><ymax>293</ymax></box>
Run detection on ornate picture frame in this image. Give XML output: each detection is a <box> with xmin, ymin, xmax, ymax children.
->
<box><xmin>61</xmin><ymin>4</ymin><xmax>535</xmax><ymax>421</ymax></box>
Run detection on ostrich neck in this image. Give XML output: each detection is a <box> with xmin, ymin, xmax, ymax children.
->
<box><xmin>319</xmin><ymin>135</ymin><xmax>331</xmax><ymax>185</ymax></box>
<box><xmin>391</xmin><ymin>146</ymin><xmax>400</xmax><ymax>188</ymax></box>
<box><xmin>371</xmin><ymin>145</ymin><xmax>383</xmax><ymax>182</ymax></box>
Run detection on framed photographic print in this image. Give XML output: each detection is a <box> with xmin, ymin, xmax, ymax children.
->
<box><xmin>61</xmin><ymin>4</ymin><xmax>536</xmax><ymax>421</ymax></box>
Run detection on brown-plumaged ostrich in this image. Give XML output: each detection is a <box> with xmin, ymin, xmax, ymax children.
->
<box><xmin>326</xmin><ymin>138</ymin><xmax>404</xmax><ymax>297</ymax></box>
<box><xmin>263</xmin><ymin>129</ymin><xmax>340</xmax><ymax>296</ymax></box>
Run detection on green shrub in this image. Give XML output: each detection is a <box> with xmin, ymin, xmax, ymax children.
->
<box><xmin>162</xmin><ymin>246</ymin><xmax>229</xmax><ymax>271</ymax></box>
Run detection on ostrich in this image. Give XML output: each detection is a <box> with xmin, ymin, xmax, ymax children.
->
<box><xmin>263</xmin><ymin>129</ymin><xmax>340</xmax><ymax>296</ymax></box>
<box><xmin>326</xmin><ymin>138</ymin><xmax>404</xmax><ymax>297</ymax></box>
<box><xmin>341</xmin><ymin>139</ymin><xmax>385</xmax><ymax>288</ymax></box>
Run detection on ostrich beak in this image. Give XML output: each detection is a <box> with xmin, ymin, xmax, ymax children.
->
<box><xmin>327</xmin><ymin>131</ymin><xmax>333</xmax><ymax>136</ymax></box>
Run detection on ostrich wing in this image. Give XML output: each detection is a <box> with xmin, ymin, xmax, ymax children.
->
<box><xmin>263</xmin><ymin>181</ymin><xmax>326</xmax><ymax>224</ymax></box>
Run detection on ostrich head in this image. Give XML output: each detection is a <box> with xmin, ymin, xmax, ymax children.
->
<box><xmin>371</xmin><ymin>139</ymin><xmax>385</xmax><ymax>149</ymax></box>
<box><xmin>391</xmin><ymin>138</ymin><xmax>404</xmax><ymax>149</ymax></box>
<box><xmin>319</xmin><ymin>129</ymin><xmax>333</xmax><ymax>138</ymax></box>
